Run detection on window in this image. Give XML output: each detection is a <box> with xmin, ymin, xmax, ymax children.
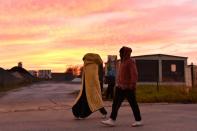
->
<box><xmin>171</xmin><ymin>64</ymin><xmax>176</xmax><ymax>72</ymax></box>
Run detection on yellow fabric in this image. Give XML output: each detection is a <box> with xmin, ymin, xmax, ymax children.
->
<box><xmin>74</xmin><ymin>53</ymin><xmax>104</xmax><ymax>112</ymax></box>
<box><xmin>83</xmin><ymin>53</ymin><xmax>103</xmax><ymax>65</ymax></box>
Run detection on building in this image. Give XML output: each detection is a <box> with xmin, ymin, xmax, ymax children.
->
<box><xmin>28</xmin><ymin>70</ymin><xmax>38</xmax><ymax>77</ymax></box>
<box><xmin>51</xmin><ymin>73</ymin><xmax>67</xmax><ymax>81</ymax></box>
<box><xmin>133</xmin><ymin>54</ymin><xmax>187</xmax><ymax>85</ymax></box>
<box><xmin>38</xmin><ymin>70</ymin><xmax>52</xmax><ymax>79</ymax></box>
<box><xmin>110</xmin><ymin>54</ymin><xmax>189</xmax><ymax>86</ymax></box>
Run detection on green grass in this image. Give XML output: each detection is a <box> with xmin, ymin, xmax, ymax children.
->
<box><xmin>136</xmin><ymin>85</ymin><xmax>197</xmax><ymax>103</ymax></box>
<box><xmin>101</xmin><ymin>85</ymin><xmax>197</xmax><ymax>103</ymax></box>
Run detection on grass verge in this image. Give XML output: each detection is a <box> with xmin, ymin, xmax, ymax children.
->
<box><xmin>136</xmin><ymin>85</ymin><xmax>197</xmax><ymax>103</ymax></box>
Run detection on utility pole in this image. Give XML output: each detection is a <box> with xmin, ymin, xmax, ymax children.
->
<box><xmin>191</xmin><ymin>62</ymin><xmax>194</xmax><ymax>88</ymax></box>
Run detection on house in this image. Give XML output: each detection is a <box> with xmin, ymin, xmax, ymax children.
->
<box><xmin>38</xmin><ymin>70</ymin><xmax>52</xmax><ymax>79</ymax></box>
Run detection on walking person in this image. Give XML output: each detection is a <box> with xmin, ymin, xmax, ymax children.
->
<box><xmin>98</xmin><ymin>63</ymin><xmax>104</xmax><ymax>92</ymax></box>
<box><xmin>72</xmin><ymin>53</ymin><xmax>107</xmax><ymax>119</ymax></box>
<box><xmin>105</xmin><ymin>58</ymin><xmax>116</xmax><ymax>99</ymax></box>
<box><xmin>101</xmin><ymin>46</ymin><xmax>142</xmax><ymax>127</ymax></box>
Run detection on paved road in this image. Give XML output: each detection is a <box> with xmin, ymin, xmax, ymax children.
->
<box><xmin>0</xmin><ymin>82</ymin><xmax>197</xmax><ymax>131</ymax></box>
<box><xmin>0</xmin><ymin>82</ymin><xmax>80</xmax><ymax>113</ymax></box>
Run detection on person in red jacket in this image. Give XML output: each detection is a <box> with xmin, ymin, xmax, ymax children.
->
<box><xmin>101</xmin><ymin>46</ymin><xmax>142</xmax><ymax>127</ymax></box>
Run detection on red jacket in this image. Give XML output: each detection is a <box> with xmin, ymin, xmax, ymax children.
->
<box><xmin>117</xmin><ymin>47</ymin><xmax>138</xmax><ymax>90</ymax></box>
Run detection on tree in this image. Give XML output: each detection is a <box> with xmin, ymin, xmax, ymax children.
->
<box><xmin>65</xmin><ymin>65</ymin><xmax>83</xmax><ymax>77</ymax></box>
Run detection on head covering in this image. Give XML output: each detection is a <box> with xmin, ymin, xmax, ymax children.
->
<box><xmin>83</xmin><ymin>53</ymin><xmax>103</xmax><ymax>65</ymax></box>
<box><xmin>119</xmin><ymin>46</ymin><xmax>132</xmax><ymax>61</ymax></box>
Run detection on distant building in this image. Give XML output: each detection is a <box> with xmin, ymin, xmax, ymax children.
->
<box><xmin>38</xmin><ymin>70</ymin><xmax>52</xmax><ymax>79</ymax></box>
<box><xmin>132</xmin><ymin>54</ymin><xmax>188</xmax><ymax>85</ymax></box>
<box><xmin>28</xmin><ymin>70</ymin><xmax>38</xmax><ymax>77</ymax></box>
<box><xmin>51</xmin><ymin>73</ymin><xmax>66</xmax><ymax>81</ymax></box>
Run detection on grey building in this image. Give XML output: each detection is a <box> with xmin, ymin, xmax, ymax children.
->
<box><xmin>132</xmin><ymin>54</ymin><xmax>188</xmax><ymax>85</ymax></box>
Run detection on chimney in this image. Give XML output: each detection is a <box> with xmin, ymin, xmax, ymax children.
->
<box><xmin>18</xmin><ymin>62</ymin><xmax>23</xmax><ymax>68</ymax></box>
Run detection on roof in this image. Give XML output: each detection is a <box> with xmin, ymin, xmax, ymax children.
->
<box><xmin>132</xmin><ymin>54</ymin><xmax>188</xmax><ymax>60</ymax></box>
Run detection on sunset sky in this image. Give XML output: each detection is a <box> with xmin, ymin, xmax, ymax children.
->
<box><xmin>0</xmin><ymin>0</ymin><xmax>197</xmax><ymax>72</ymax></box>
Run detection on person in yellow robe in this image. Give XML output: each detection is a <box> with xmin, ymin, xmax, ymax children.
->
<box><xmin>72</xmin><ymin>53</ymin><xmax>107</xmax><ymax>119</ymax></box>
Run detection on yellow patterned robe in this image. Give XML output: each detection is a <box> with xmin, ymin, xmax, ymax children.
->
<box><xmin>73</xmin><ymin>53</ymin><xmax>104</xmax><ymax>112</ymax></box>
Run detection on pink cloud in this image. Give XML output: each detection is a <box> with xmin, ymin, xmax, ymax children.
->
<box><xmin>0</xmin><ymin>32</ymin><xmax>47</xmax><ymax>41</ymax></box>
<box><xmin>0</xmin><ymin>0</ymin><xmax>197</xmax><ymax>71</ymax></box>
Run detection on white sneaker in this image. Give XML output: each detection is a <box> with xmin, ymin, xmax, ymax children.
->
<box><xmin>101</xmin><ymin>118</ymin><xmax>115</xmax><ymax>126</ymax></box>
<box><xmin>132</xmin><ymin>121</ymin><xmax>143</xmax><ymax>127</ymax></box>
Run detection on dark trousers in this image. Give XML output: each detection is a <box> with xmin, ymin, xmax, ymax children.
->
<box><xmin>99</xmin><ymin>107</ymin><xmax>107</xmax><ymax>115</ymax></box>
<box><xmin>110</xmin><ymin>87</ymin><xmax>141</xmax><ymax>121</ymax></box>
<box><xmin>106</xmin><ymin>76</ymin><xmax>115</xmax><ymax>99</ymax></box>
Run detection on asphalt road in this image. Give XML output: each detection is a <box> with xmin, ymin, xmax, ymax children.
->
<box><xmin>0</xmin><ymin>82</ymin><xmax>197</xmax><ymax>131</ymax></box>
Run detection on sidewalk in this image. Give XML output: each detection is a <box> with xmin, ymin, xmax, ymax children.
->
<box><xmin>0</xmin><ymin>103</ymin><xmax>197</xmax><ymax>131</ymax></box>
